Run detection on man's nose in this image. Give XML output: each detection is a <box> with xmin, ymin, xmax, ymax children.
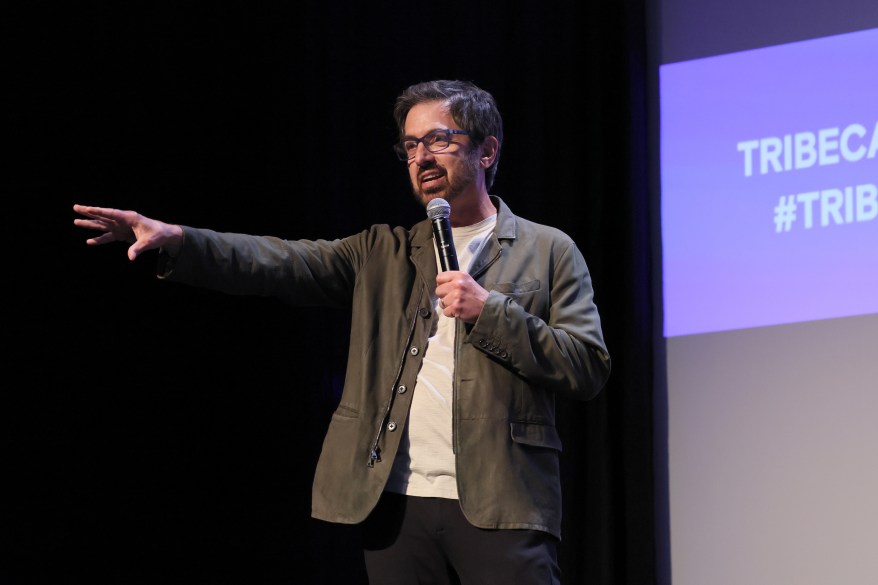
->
<box><xmin>413</xmin><ymin>142</ymin><xmax>435</xmax><ymax>165</ymax></box>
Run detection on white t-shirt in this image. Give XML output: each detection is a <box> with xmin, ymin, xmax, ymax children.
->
<box><xmin>385</xmin><ymin>214</ymin><xmax>497</xmax><ymax>499</ymax></box>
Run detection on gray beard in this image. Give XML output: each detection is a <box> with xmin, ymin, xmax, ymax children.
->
<box><xmin>412</xmin><ymin>148</ymin><xmax>482</xmax><ymax>205</ymax></box>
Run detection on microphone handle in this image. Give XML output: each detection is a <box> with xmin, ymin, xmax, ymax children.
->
<box><xmin>431</xmin><ymin>217</ymin><xmax>459</xmax><ymax>271</ymax></box>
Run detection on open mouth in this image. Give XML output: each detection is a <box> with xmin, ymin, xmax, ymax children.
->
<box><xmin>420</xmin><ymin>170</ymin><xmax>445</xmax><ymax>188</ymax></box>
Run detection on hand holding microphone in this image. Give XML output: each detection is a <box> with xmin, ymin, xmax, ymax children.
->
<box><xmin>426</xmin><ymin>198</ymin><xmax>488</xmax><ymax>321</ymax></box>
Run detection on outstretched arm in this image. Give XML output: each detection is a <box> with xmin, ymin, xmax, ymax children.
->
<box><xmin>73</xmin><ymin>204</ymin><xmax>184</xmax><ymax>261</ymax></box>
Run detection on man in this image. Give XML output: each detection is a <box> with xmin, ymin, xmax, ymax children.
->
<box><xmin>74</xmin><ymin>79</ymin><xmax>611</xmax><ymax>584</ymax></box>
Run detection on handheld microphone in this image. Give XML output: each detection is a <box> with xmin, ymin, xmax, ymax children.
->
<box><xmin>426</xmin><ymin>198</ymin><xmax>459</xmax><ymax>271</ymax></box>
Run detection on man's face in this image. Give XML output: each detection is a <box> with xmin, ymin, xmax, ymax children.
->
<box><xmin>403</xmin><ymin>101</ymin><xmax>481</xmax><ymax>207</ymax></box>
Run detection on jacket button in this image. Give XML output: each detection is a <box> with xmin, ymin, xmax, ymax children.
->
<box><xmin>410</xmin><ymin>347</ymin><xmax>419</xmax><ymax>356</ymax></box>
<box><xmin>419</xmin><ymin>308</ymin><xmax>431</xmax><ymax>318</ymax></box>
<box><xmin>387</xmin><ymin>421</ymin><xmax>397</xmax><ymax>432</ymax></box>
<box><xmin>397</xmin><ymin>384</ymin><xmax>407</xmax><ymax>394</ymax></box>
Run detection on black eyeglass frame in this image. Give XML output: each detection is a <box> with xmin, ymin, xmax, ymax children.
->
<box><xmin>393</xmin><ymin>129</ymin><xmax>469</xmax><ymax>161</ymax></box>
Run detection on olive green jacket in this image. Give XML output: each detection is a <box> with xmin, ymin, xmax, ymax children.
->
<box><xmin>159</xmin><ymin>196</ymin><xmax>610</xmax><ymax>539</ymax></box>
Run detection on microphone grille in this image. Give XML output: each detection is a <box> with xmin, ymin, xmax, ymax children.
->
<box><xmin>426</xmin><ymin>198</ymin><xmax>451</xmax><ymax>220</ymax></box>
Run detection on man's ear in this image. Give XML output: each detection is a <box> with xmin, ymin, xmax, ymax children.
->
<box><xmin>479</xmin><ymin>136</ymin><xmax>499</xmax><ymax>168</ymax></box>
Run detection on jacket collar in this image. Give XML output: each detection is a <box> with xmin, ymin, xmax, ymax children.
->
<box><xmin>490</xmin><ymin>195</ymin><xmax>517</xmax><ymax>241</ymax></box>
<box><xmin>410</xmin><ymin>195</ymin><xmax>517</xmax><ymax>280</ymax></box>
<box><xmin>410</xmin><ymin>195</ymin><xmax>517</xmax><ymax>245</ymax></box>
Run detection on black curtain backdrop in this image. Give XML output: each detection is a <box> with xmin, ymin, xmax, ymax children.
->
<box><xmin>6</xmin><ymin>2</ymin><xmax>656</xmax><ymax>584</ymax></box>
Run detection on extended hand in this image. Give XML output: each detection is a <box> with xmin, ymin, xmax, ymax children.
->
<box><xmin>73</xmin><ymin>204</ymin><xmax>183</xmax><ymax>261</ymax></box>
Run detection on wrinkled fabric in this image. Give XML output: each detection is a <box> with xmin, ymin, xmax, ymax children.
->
<box><xmin>159</xmin><ymin>196</ymin><xmax>610</xmax><ymax>539</ymax></box>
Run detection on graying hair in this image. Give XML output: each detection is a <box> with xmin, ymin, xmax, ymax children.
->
<box><xmin>394</xmin><ymin>80</ymin><xmax>503</xmax><ymax>189</ymax></box>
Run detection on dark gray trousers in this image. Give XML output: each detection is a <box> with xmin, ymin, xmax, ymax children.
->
<box><xmin>361</xmin><ymin>492</ymin><xmax>562</xmax><ymax>585</ymax></box>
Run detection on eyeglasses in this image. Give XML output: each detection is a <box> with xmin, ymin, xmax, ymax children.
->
<box><xmin>393</xmin><ymin>129</ymin><xmax>469</xmax><ymax>161</ymax></box>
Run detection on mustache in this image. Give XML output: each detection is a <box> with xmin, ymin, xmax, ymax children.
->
<box><xmin>418</xmin><ymin>162</ymin><xmax>444</xmax><ymax>178</ymax></box>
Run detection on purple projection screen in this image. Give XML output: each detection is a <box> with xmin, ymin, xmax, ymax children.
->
<box><xmin>660</xmin><ymin>27</ymin><xmax>877</xmax><ymax>337</ymax></box>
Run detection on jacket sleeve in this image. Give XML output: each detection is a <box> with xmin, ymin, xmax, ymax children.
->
<box><xmin>156</xmin><ymin>225</ymin><xmax>372</xmax><ymax>308</ymax></box>
<box><xmin>466</xmin><ymin>239</ymin><xmax>611</xmax><ymax>401</ymax></box>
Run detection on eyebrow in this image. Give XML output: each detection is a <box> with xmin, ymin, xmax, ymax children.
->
<box><xmin>401</xmin><ymin>127</ymin><xmax>452</xmax><ymax>141</ymax></box>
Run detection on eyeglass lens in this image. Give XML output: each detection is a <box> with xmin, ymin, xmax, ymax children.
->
<box><xmin>402</xmin><ymin>130</ymin><xmax>451</xmax><ymax>159</ymax></box>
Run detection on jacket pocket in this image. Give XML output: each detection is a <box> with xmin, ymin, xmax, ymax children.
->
<box><xmin>492</xmin><ymin>280</ymin><xmax>541</xmax><ymax>295</ymax></box>
<box><xmin>509</xmin><ymin>421</ymin><xmax>562</xmax><ymax>452</ymax></box>
<box><xmin>333</xmin><ymin>402</ymin><xmax>360</xmax><ymax>419</ymax></box>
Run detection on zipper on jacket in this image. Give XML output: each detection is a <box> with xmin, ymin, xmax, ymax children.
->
<box><xmin>450</xmin><ymin>244</ymin><xmax>499</xmax><ymax>458</ymax></box>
